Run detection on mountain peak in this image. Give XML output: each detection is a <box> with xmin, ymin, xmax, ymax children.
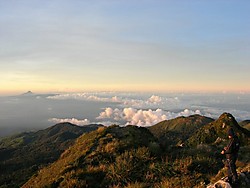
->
<box><xmin>187</xmin><ymin>113</ymin><xmax>250</xmax><ymax>146</ymax></box>
<box><xmin>216</xmin><ymin>112</ymin><xmax>241</xmax><ymax>131</ymax></box>
<box><xmin>218</xmin><ymin>112</ymin><xmax>236</xmax><ymax>121</ymax></box>
<box><xmin>22</xmin><ymin>91</ymin><xmax>34</xmax><ymax>95</ymax></box>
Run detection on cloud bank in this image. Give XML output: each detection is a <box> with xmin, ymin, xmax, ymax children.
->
<box><xmin>47</xmin><ymin>93</ymin><xmax>120</xmax><ymax>103</ymax></box>
<box><xmin>48</xmin><ymin>108</ymin><xmax>202</xmax><ymax>127</ymax></box>
<box><xmin>97</xmin><ymin>107</ymin><xmax>202</xmax><ymax>126</ymax></box>
<box><xmin>47</xmin><ymin>93</ymin><xmax>180</xmax><ymax>109</ymax></box>
<box><xmin>46</xmin><ymin>93</ymin><xmax>250</xmax><ymax>127</ymax></box>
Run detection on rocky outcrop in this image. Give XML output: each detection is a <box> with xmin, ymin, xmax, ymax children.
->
<box><xmin>207</xmin><ymin>171</ymin><xmax>250</xmax><ymax>188</ymax></box>
<box><xmin>207</xmin><ymin>180</ymin><xmax>231</xmax><ymax>188</ymax></box>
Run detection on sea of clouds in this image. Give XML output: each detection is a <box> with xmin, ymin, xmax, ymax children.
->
<box><xmin>47</xmin><ymin>92</ymin><xmax>250</xmax><ymax>127</ymax></box>
<box><xmin>1</xmin><ymin>92</ymin><xmax>250</xmax><ymax>137</ymax></box>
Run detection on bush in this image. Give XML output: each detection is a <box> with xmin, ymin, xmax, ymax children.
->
<box><xmin>106</xmin><ymin>147</ymin><xmax>151</xmax><ymax>185</ymax></box>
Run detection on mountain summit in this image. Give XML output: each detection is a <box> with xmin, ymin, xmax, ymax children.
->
<box><xmin>187</xmin><ymin>112</ymin><xmax>250</xmax><ymax>146</ymax></box>
<box><xmin>21</xmin><ymin>91</ymin><xmax>34</xmax><ymax>95</ymax></box>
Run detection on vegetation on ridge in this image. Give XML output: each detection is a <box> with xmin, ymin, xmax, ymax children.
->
<box><xmin>0</xmin><ymin>123</ymin><xmax>102</xmax><ymax>188</ymax></box>
<box><xmin>187</xmin><ymin>113</ymin><xmax>250</xmax><ymax>147</ymax></box>
<box><xmin>22</xmin><ymin>125</ymin><xmax>170</xmax><ymax>188</ymax></box>
<box><xmin>1</xmin><ymin>113</ymin><xmax>250</xmax><ymax>188</ymax></box>
<box><xmin>148</xmin><ymin>114</ymin><xmax>214</xmax><ymax>149</ymax></box>
<box><xmin>23</xmin><ymin>112</ymin><xmax>250</xmax><ymax>188</ymax></box>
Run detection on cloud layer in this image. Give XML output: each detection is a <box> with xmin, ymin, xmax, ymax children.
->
<box><xmin>47</xmin><ymin>93</ymin><xmax>120</xmax><ymax>103</ymax></box>
<box><xmin>97</xmin><ymin>107</ymin><xmax>202</xmax><ymax>126</ymax></box>
<box><xmin>48</xmin><ymin>108</ymin><xmax>202</xmax><ymax>127</ymax></box>
<box><xmin>47</xmin><ymin>92</ymin><xmax>250</xmax><ymax>127</ymax></box>
<box><xmin>47</xmin><ymin>93</ymin><xmax>180</xmax><ymax>109</ymax></box>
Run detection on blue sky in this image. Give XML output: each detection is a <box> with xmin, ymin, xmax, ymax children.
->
<box><xmin>0</xmin><ymin>0</ymin><xmax>250</xmax><ymax>94</ymax></box>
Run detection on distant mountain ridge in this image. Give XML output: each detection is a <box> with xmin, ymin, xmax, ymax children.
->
<box><xmin>21</xmin><ymin>91</ymin><xmax>34</xmax><ymax>95</ymax></box>
<box><xmin>22</xmin><ymin>113</ymin><xmax>250</xmax><ymax>188</ymax></box>
<box><xmin>1</xmin><ymin>113</ymin><xmax>250</xmax><ymax>188</ymax></box>
<box><xmin>240</xmin><ymin>120</ymin><xmax>250</xmax><ymax>131</ymax></box>
<box><xmin>0</xmin><ymin>123</ymin><xmax>103</xmax><ymax>187</ymax></box>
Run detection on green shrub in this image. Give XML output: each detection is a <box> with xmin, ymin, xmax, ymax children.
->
<box><xmin>106</xmin><ymin>147</ymin><xmax>151</xmax><ymax>185</ymax></box>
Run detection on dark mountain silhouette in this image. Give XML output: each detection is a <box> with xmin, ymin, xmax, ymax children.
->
<box><xmin>21</xmin><ymin>91</ymin><xmax>34</xmax><ymax>96</ymax></box>
<box><xmin>0</xmin><ymin>123</ymin><xmax>102</xmax><ymax>188</ymax></box>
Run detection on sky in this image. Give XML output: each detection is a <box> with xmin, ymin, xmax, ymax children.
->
<box><xmin>0</xmin><ymin>0</ymin><xmax>250</xmax><ymax>94</ymax></box>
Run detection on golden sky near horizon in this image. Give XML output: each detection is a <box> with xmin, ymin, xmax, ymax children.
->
<box><xmin>1</xmin><ymin>1</ymin><xmax>250</xmax><ymax>95</ymax></box>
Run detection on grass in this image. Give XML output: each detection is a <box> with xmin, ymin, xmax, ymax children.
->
<box><xmin>18</xmin><ymin>117</ymin><xmax>250</xmax><ymax>188</ymax></box>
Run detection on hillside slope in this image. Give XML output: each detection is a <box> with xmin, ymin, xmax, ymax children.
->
<box><xmin>0</xmin><ymin>123</ymin><xmax>102</xmax><ymax>188</ymax></box>
<box><xmin>4</xmin><ymin>113</ymin><xmax>250</xmax><ymax>188</ymax></box>
<box><xmin>22</xmin><ymin>126</ymin><xmax>166</xmax><ymax>188</ymax></box>
<box><xmin>239</xmin><ymin>120</ymin><xmax>250</xmax><ymax>131</ymax></box>
<box><xmin>187</xmin><ymin>113</ymin><xmax>250</xmax><ymax>147</ymax></box>
<box><xmin>149</xmin><ymin>114</ymin><xmax>214</xmax><ymax>148</ymax></box>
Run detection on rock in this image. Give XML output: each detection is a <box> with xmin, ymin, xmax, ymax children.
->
<box><xmin>207</xmin><ymin>172</ymin><xmax>250</xmax><ymax>188</ymax></box>
<box><xmin>207</xmin><ymin>180</ymin><xmax>231</xmax><ymax>188</ymax></box>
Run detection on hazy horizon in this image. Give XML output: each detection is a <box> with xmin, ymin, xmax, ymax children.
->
<box><xmin>1</xmin><ymin>91</ymin><xmax>250</xmax><ymax>137</ymax></box>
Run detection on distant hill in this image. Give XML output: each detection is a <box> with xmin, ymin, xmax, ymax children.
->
<box><xmin>239</xmin><ymin>120</ymin><xmax>250</xmax><ymax>131</ymax></box>
<box><xmin>0</xmin><ymin>123</ymin><xmax>102</xmax><ymax>188</ymax></box>
<box><xmin>148</xmin><ymin>114</ymin><xmax>214</xmax><ymax>148</ymax></box>
<box><xmin>244</xmin><ymin>123</ymin><xmax>250</xmax><ymax>131</ymax></box>
<box><xmin>240</xmin><ymin>120</ymin><xmax>250</xmax><ymax>126</ymax></box>
<box><xmin>187</xmin><ymin>113</ymin><xmax>250</xmax><ymax>147</ymax></box>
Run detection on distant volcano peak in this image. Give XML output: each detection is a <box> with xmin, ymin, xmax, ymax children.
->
<box><xmin>22</xmin><ymin>91</ymin><xmax>34</xmax><ymax>95</ymax></box>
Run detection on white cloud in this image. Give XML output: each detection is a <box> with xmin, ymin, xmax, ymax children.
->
<box><xmin>99</xmin><ymin>107</ymin><xmax>113</xmax><ymax>118</ymax></box>
<box><xmin>46</xmin><ymin>93</ymin><xmax>250</xmax><ymax>126</ymax></box>
<box><xmin>180</xmin><ymin>109</ymin><xmax>201</xmax><ymax>116</ymax></box>
<box><xmin>148</xmin><ymin>95</ymin><xmax>162</xmax><ymax>103</ymax></box>
<box><xmin>97</xmin><ymin>107</ymin><xmax>202</xmax><ymax>127</ymax></box>
<box><xmin>47</xmin><ymin>93</ymin><xmax>121</xmax><ymax>103</ymax></box>
<box><xmin>122</xmin><ymin>95</ymin><xmax>181</xmax><ymax>109</ymax></box>
<box><xmin>47</xmin><ymin>93</ymin><xmax>201</xmax><ymax>126</ymax></box>
<box><xmin>47</xmin><ymin>93</ymin><xmax>179</xmax><ymax>109</ymax></box>
<box><xmin>48</xmin><ymin>118</ymin><xmax>90</xmax><ymax>126</ymax></box>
